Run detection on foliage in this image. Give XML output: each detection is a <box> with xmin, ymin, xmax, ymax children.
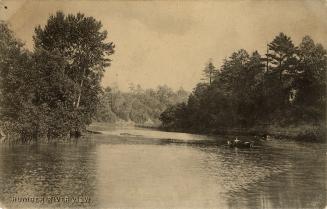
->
<box><xmin>202</xmin><ymin>59</ymin><xmax>217</xmax><ymax>84</ymax></box>
<box><xmin>95</xmin><ymin>85</ymin><xmax>189</xmax><ymax>125</ymax></box>
<box><xmin>33</xmin><ymin>11</ymin><xmax>114</xmax><ymax>127</ymax></box>
<box><xmin>0</xmin><ymin>11</ymin><xmax>114</xmax><ymax>141</ymax></box>
<box><xmin>160</xmin><ymin>33</ymin><xmax>326</xmax><ymax>135</ymax></box>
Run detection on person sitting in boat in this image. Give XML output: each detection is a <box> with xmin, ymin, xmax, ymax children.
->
<box><xmin>234</xmin><ymin>137</ymin><xmax>240</xmax><ymax>144</ymax></box>
<box><xmin>243</xmin><ymin>141</ymin><xmax>254</xmax><ymax>148</ymax></box>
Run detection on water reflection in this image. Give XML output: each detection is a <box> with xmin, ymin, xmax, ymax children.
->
<box><xmin>0</xmin><ymin>128</ymin><xmax>326</xmax><ymax>209</ymax></box>
<box><xmin>0</xmin><ymin>142</ymin><xmax>97</xmax><ymax>209</ymax></box>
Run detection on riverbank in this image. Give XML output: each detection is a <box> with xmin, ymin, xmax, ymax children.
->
<box><xmin>90</xmin><ymin>121</ymin><xmax>326</xmax><ymax>142</ymax></box>
<box><xmin>161</xmin><ymin>124</ymin><xmax>326</xmax><ymax>142</ymax></box>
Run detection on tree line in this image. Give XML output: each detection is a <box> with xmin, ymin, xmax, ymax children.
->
<box><xmin>0</xmin><ymin>11</ymin><xmax>114</xmax><ymax>141</ymax></box>
<box><xmin>95</xmin><ymin>84</ymin><xmax>189</xmax><ymax>125</ymax></box>
<box><xmin>160</xmin><ymin>33</ymin><xmax>326</xmax><ymax>139</ymax></box>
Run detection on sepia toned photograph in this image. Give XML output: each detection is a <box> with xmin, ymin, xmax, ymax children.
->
<box><xmin>0</xmin><ymin>0</ymin><xmax>326</xmax><ymax>208</ymax></box>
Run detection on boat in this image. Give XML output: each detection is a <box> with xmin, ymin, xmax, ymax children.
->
<box><xmin>227</xmin><ymin>138</ymin><xmax>254</xmax><ymax>148</ymax></box>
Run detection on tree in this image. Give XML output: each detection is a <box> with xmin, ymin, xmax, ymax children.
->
<box><xmin>94</xmin><ymin>85</ymin><xmax>189</xmax><ymax>124</ymax></box>
<box><xmin>294</xmin><ymin>36</ymin><xmax>327</xmax><ymax>123</ymax></box>
<box><xmin>159</xmin><ymin>34</ymin><xmax>326</xmax><ymax>135</ymax></box>
<box><xmin>160</xmin><ymin>103</ymin><xmax>189</xmax><ymax>130</ymax></box>
<box><xmin>33</xmin><ymin>11</ymin><xmax>115</xmax><ymax>133</ymax></box>
<box><xmin>267</xmin><ymin>32</ymin><xmax>298</xmax><ymax>82</ymax></box>
<box><xmin>0</xmin><ymin>13</ymin><xmax>115</xmax><ymax>140</ymax></box>
<box><xmin>0</xmin><ymin>22</ymin><xmax>35</xmax><ymax>139</ymax></box>
<box><xmin>32</xmin><ymin>48</ymin><xmax>80</xmax><ymax>138</ymax></box>
<box><xmin>266</xmin><ymin>33</ymin><xmax>298</xmax><ymax>118</ymax></box>
<box><xmin>237</xmin><ymin>51</ymin><xmax>266</xmax><ymax>125</ymax></box>
<box><xmin>202</xmin><ymin>59</ymin><xmax>216</xmax><ymax>84</ymax></box>
<box><xmin>95</xmin><ymin>87</ymin><xmax>118</xmax><ymax>122</ymax></box>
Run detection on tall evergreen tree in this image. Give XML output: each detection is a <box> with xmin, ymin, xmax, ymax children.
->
<box><xmin>266</xmin><ymin>33</ymin><xmax>298</xmax><ymax>117</ymax></box>
<box><xmin>267</xmin><ymin>32</ymin><xmax>298</xmax><ymax>81</ymax></box>
<box><xmin>202</xmin><ymin>59</ymin><xmax>216</xmax><ymax>84</ymax></box>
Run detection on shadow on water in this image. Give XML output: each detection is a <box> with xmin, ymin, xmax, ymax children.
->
<box><xmin>0</xmin><ymin>142</ymin><xmax>98</xmax><ymax>209</ymax></box>
<box><xmin>190</xmin><ymin>142</ymin><xmax>327</xmax><ymax>209</ymax></box>
<box><xmin>92</xmin><ymin>126</ymin><xmax>326</xmax><ymax>209</ymax></box>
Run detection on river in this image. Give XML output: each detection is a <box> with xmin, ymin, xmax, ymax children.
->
<box><xmin>0</xmin><ymin>125</ymin><xmax>326</xmax><ymax>209</ymax></box>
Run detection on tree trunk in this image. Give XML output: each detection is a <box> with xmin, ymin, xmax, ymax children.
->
<box><xmin>209</xmin><ymin>71</ymin><xmax>212</xmax><ymax>85</ymax></box>
<box><xmin>76</xmin><ymin>67</ymin><xmax>86</xmax><ymax>108</ymax></box>
<box><xmin>0</xmin><ymin>128</ymin><xmax>5</xmax><ymax>138</ymax></box>
<box><xmin>278</xmin><ymin>53</ymin><xmax>284</xmax><ymax>83</ymax></box>
<box><xmin>76</xmin><ymin>80</ymin><xmax>84</xmax><ymax>108</ymax></box>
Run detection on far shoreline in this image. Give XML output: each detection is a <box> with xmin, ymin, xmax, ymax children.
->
<box><xmin>89</xmin><ymin>122</ymin><xmax>326</xmax><ymax>143</ymax></box>
<box><xmin>159</xmin><ymin>124</ymin><xmax>326</xmax><ymax>143</ymax></box>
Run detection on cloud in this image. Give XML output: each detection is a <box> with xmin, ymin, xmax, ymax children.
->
<box><xmin>3</xmin><ymin>0</ymin><xmax>327</xmax><ymax>91</ymax></box>
<box><xmin>99</xmin><ymin>1</ymin><xmax>196</xmax><ymax>35</ymax></box>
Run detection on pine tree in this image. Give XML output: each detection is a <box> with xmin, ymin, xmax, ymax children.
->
<box><xmin>202</xmin><ymin>59</ymin><xmax>216</xmax><ymax>85</ymax></box>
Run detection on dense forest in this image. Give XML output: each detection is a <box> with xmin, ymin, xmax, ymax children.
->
<box><xmin>160</xmin><ymin>33</ymin><xmax>326</xmax><ymax>140</ymax></box>
<box><xmin>0</xmin><ymin>11</ymin><xmax>114</xmax><ymax>141</ymax></box>
<box><xmin>95</xmin><ymin>84</ymin><xmax>188</xmax><ymax>125</ymax></box>
<box><xmin>1</xmin><ymin>11</ymin><xmax>326</xmax><ymax>142</ymax></box>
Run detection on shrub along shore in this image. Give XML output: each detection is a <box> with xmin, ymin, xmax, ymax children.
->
<box><xmin>159</xmin><ymin>124</ymin><xmax>326</xmax><ymax>142</ymax></box>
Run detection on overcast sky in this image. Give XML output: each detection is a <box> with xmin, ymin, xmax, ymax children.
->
<box><xmin>1</xmin><ymin>0</ymin><xmax>327</xmax><ymax>91</ymax></box>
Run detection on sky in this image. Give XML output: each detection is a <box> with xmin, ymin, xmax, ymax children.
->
<box><xmin>1</xmin><ymin>0</ymin><xmax>327</xmax><ymax>91</ymax></box>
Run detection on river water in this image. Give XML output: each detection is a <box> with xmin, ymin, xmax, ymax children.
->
<box><xmin>0</xmin><ymin>125</ymin><xmax>326</xmax><ymax>209</ymax></box>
